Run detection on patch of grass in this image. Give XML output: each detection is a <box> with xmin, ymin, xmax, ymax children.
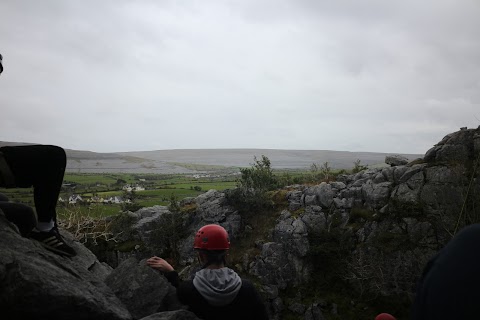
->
<box><xmin>174</xmin><ymin>181</ymin><xmax>237</xmax><ymax>190</ymax></box>
<box><xmin>64</xmin><ymin>172</ymin><xmax>153</xmax><ymax>186</ymax></box>
<box><xmin>139</xmin><ymin>200</ymin><xmax>169</xmax><ymax>207</ymax></box>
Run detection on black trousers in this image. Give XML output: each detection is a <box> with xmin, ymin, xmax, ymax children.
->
<box><xmin>0</xmin><ymin>145</ymin><xmax>66</xmax><ymax>224</ymax></box>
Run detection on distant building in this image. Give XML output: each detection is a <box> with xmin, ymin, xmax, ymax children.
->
<box><xmin>104</xmin><ymin>196</ymin><xmax>125</xmax><ymax>204</ymax></box>
<box><xmin>68</xmin><ymin>194</ymin><xmax>83</xmax><ymax>204</ymax></box>
<box><xmin>122</xmin><ymin>184</ymin><xmax>145</xmax><ymax>192</ymax></box>
<box><xmin>88</xmin><ymin>196</ymin><xmax>104</xmax><ymax>203</ymax></box>
<box><xmin>192</xmin><ymin>174</ymin><xmax>211</xmax><ymax>179</ymax></box>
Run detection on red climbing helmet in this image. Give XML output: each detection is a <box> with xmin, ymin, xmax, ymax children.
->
<box><xmin>194</xmin><ymin>224</ymin><xmax>230</xmax><ymax>250</ymax></box>
<box><xmin>375</xmin><ymin>313</ymin><xmax>396</xmax><ymax>320</ymax></box>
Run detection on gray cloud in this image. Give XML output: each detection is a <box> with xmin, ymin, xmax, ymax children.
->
<box><xmin>1</xmin><ymin>0</ymin><xmax>479</xmax><ymax>154</ymax></box>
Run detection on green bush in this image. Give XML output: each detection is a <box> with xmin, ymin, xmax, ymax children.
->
<box><xmin>140</xmin><ymin>193</ymin><xmax>192</xmax><ymax>261</ymax></box>
<box><xmin>238</xmin><ymin>155</ymin><xmax>278</xmax><ymax>191</ymax></box>
<box><xmin>226</xmin><ymin>155</ymin><xmax>278</xmax><ymax>213</ymax></box>
<box><xmin>148</xmin><ymin>211</ymin><xmax>189</xmax><ymax>261</ymax></box>
<box><xmin>352</xmin><ymin>159</ymin><xmax>368</xmax><ymax>174</ymax></box>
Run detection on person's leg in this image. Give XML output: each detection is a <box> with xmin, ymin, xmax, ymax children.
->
<box><xmin>0</xmin><ymin>145</ymin><xmax>65</xmax><ymax>226</ymax></box>
<box><xmin>0</xmin><ymin>202</ymin><xmax>37</xmax><ymax>236</ymax></box>
<box><xmin>0</xmin><ymin>145</ymin><xmax>75</xmax><ymax>256</ymax></box>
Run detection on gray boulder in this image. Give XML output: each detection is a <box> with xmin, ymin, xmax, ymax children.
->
<box><xmin>424</xmin><ymin>127</ymin><xmax>480</xmax><ymax>163</ymax></box>
<box><xmin>250</xmin><ymin>210</ymin><xmax>311</xmax><ymax>289</ymax></box>
<box><xmin>66</xmin><ymin>229</ymin><xmax>113</xmax><ymax>282</ymax></box>
<box><xmin>314</xmin><ymin>183</ymin><xmax>335</xmax><ymax>208</ymax></box>
<box><xmin>362</xmin><ymin>181</ymin><xmax>392</xmax><ymax>210</ymax></box>
<box><xmin>391</xmin><ymin>169</ymin><xmax>425</xmax><ymax>204</ymax></box>
<box><xmin>286</xmin><ymin>190</ymin><xmax>303</xmax><ymax>206</ymax></box>
<box><xmin>420</xmin><ymin>166</ymin><xmax>466</xmax><ymax>221</ymax></box>
<box><xmin>133</xmin><ymin>206</ymin><xmax>171</xmax><ymax>231</ymax></box>
<box><xmin>381</xmin><ymin>167</ymin><xmax>396</xmax><ymax>182</ymax></box>
<box><xmin>0</xmin><ymin>211</ymin><xmax>131</xmax><ymax>320</ymax></box>
<box><xmin>195</xmin><ymin>190</ymin><xmax>241</xmax><ymax>236</ymax></box>
<box><xmin>301</xmin><ymin>206</ymin><xmax>327</xmax><ymax>232</ymax></box>
<box><xmin>397</xmin><ymin>164</ymin><xmax>426</xmax><ymax>184</ymax></box>
<box><xmin>273</xmin><ymin>210</ymin><xmax>309</xmax><ymax>257</ymax></box>
<box><xmin>249</xmin><ymin>242</ymin><xmax>294</xmax><ymax>289</ymax></box>
<box><xmin>105</xmin><ymin>258</ymin><xmax>179</xmax><ymax>319</ymax></box>
<box><xmin>385</xmin><ymin>155</ymin><xmax>409</xmax><ymax>166</ymax></box>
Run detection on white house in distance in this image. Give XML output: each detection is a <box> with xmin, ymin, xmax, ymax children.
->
<box><xmin>88</xmin><ymin>196</ymin><xmax>104</xmax><ymax>203</ymax></box>
<box><xmin>59</xmin><ymin>194</ymin><xmax>134</xmax><ymax>205</ymax></box>
<box><xmin>104</xmin><ymin>196</ymin><xmax>130</xmax><ymax>204</ymax></box>
<box><xmin>122</xmin><ymin>184</ymin><xmax>145</xmax><ymax>192</ymax></box>
<box><xmin>68</xmin><ymin>194</ymin><xmax>83</xmax><ymax>205</ymax></box>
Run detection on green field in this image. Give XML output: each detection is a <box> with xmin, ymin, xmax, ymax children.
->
<box><xmin>0</xmin><ymin>172</ymin><xmax>239</xmax><ymax>217</ymax></box>
<box><xmin>57</xmin><ymin>204</ymin><xmax>122</xmax><ymax>218</ymax></box>
<box><xmin>0</xmin><ymin>167</ymin><xmax>346</xmax><ymax>218</ymax></box>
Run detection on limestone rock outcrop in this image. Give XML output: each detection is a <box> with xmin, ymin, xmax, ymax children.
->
<box><xmin>0</xmin><ymin>211</ymin><xmax>132</xmax><ymax>320</ymax></box>
<box><xmin>2</xmin><ymin>126</ymin><xmax>479</xmax><ymax>320</ymax></box>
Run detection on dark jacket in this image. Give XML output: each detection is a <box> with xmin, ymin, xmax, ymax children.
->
<box><xmin>411</xmin><ymin>224</ymin><xmax>480</xmax><ymax>320</ymax></box>
<box><xmin>165</xmin><ymin>268</ymin><xmax>269</xmax><ymax>320</ymax></box>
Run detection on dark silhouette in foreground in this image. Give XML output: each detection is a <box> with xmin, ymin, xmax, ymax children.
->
<box><xmin>411</xmin><ymin>223</ymin><xmax>480</xmax><ymax>319</ymax></box>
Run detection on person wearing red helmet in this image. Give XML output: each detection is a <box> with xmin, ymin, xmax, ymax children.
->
<box><xmin>147</xmin><ymin>224</ymin><xmax>268</xmax><ymax>320</ymax></box>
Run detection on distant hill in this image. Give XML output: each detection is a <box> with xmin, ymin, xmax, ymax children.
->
<box><xmin>118</xmin><ymin>149</ymin><xmax>422</xmax><ymax>169</ymax></box>
<box><xmin>0</xmin><ymin>142</ymin><xmax>423</xmax><ymax>173</ymax></box>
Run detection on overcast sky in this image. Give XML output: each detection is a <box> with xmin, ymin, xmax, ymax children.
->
<box><xmin>1</xmin><ymin>0</ymin><xmax>479</xmax><ymax>154</ymax></box>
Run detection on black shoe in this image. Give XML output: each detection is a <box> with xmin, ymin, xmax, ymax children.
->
<box><xmin>29</xmin><ymin>227</ymin><xmax>77</xmax><ymax>257</ymax></box>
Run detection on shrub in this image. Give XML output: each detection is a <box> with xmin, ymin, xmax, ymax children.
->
<box><xmin>352</xmin><ymin>159</ymin><xmax>368</xmax><ymax>173</ymax></box>
<box><xmin>58</xmin><ymin>206</ymin><xmax>120</xmax><ymax>245</ymax></box>
<box><xmin>139</xmin><ymin>193</ymin><xmax>191</xmax><ymax>261</ymax></box>
<box><xmin>226</xmin><ymin>155</ymin><xmax>277</xmax><ymax>213</ymax></box>
<box><xmin>238</xmin><ymin>155</ymin><xmax>278</xmax><ymax>191</ymax></box>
